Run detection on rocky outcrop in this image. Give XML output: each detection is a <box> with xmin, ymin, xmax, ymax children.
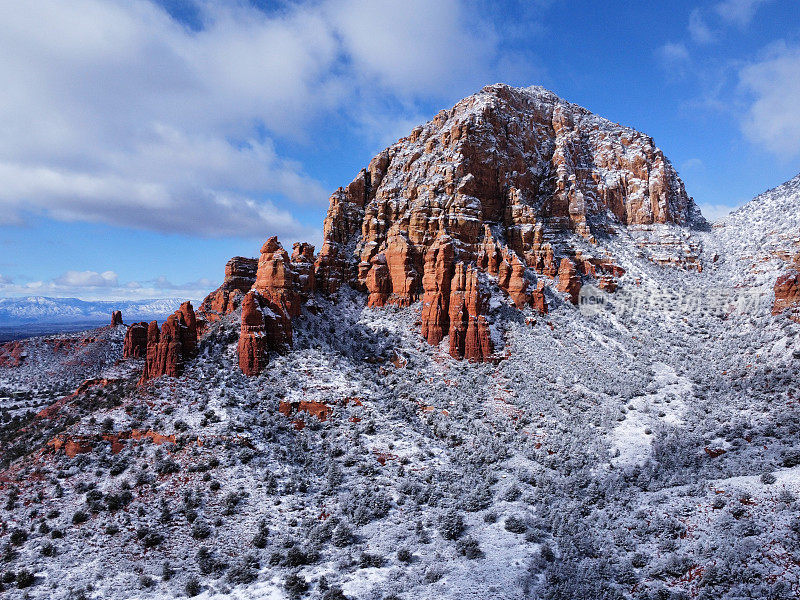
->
<box><xmin>139</xmin><ymin>302</ymin><xmax>198</xmax><ymax>383</ymax></box>
<box><xmin>0</xmin><ymin>341</ymin><xmax>26</xmax><ymax>368</ymax></box>
<box><xmin>198</xmin><ymin>256</ymin><xmax>258</xmax><ymax>323</ymax></box>
<box><xmin>238</xmin><ymin>292</ymin><xmax>269</xmax><ymax>377</ymax></box>
<box><xmin>420</xmin><ymin>235</ymin><xmax>456</xmax><ymax>345</ymax></box>
<box><xmin>448</xmin><ymin>264</ymin><xmax>493</xmax><ymax>361</ymax></box>
<box><xmin>111</xmin><ymin>311</ymin><xmax>123</xmax><ymax>327</ymax></box>
<box><xmin>309</xmin><ymin>84</ymin><xmax>698</xmax><ymax>359</ymax></box>
<box><xmin>122</xmin><ymin>322</ymin><xmax>148</xmax><ymax>359</ymax></box>
<box><xmin>531</xmin><ymin>281</ymin><xmax>548</xmax><ymax>314</ymax></box>
<box><xmin>773</xmin><ymin>270</ymin><xmax>800</xmax><ymax>320</ymax></box>
<box><xmin>291</xmin><ymin>242</ymin><xmax>316</xmax><ymax>301</ymax></box>
<box><xmin>556</xmin><ymin>258</ymin><xmax>581</xmax><ymax>304</ymax></box>
<box><xmin>140</xmin><ymin>321</ymin><xmax>160</xmax><ymax>381</ymax></box>
<box><xmin>254</xmin><ymin>237</ymin><xmax>303</xmax><ymax>320</ymax></box>
<box><xmin>237</xmin><ymin>290</ymin><xmax>293</xmax><ymax>376</ymax></box>
<box><xmin>193</xmin><ymin>85</ymin><xmax>698</xmax><ymax>367</ymax></box>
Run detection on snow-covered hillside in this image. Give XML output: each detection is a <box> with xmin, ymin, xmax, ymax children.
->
<box><xmin>0</xmin><ymin>103</ymin><xmax>798</xmax><ymax>599</ymax></box>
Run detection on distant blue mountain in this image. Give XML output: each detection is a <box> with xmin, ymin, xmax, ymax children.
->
<box><xmin>0</xmin><ymin>296</ymin><xmax>182</xmax><ymax>325</ymax></box>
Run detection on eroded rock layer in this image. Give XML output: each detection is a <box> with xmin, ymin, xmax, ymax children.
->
<box><xmin>139</xmin><ymin>302</ymin><xmax>198</xmax><ymax>383</ymax></box>
<box><xmin>198</xmin><ymin>256</ymin><xmax>259</xmax><ymax>323</ymax></box>
<box><xmin>192</xmin><ymin>84</ymin><xmax>706</xmax><ymax>370</ymax></box>
<box><xmin>122</xmin><ymin>323</ymin><xmax>148</xmax><ymax>359</ymax></box>
<box><xmin>310</xmin><ymin>84</ymin><xmax>702</xmax><ymax>358</ymax></box>
<box><xmin>773</xmin><ymin>269</ymin><xmax>800</xmax><ymax>320</ymax></box>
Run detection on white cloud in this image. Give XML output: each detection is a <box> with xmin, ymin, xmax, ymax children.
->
<box><xmin>657</xmin><ymin>42</ymin><xmax>691</xmax><ymax>75</ymax></box>
<box><xmin>54</xmin><ymin>270</ymin><xmax>119</xmax><ymax>288</ymax></box>
<box><xmin>680</xmin><ymin>158</ymin><xmax>705</xmax><ymax>172</ymax></box>
<box><xmin>0</xmin><ymin>269</ymin><xmax>218</xmax><ymax>301</ymax></box>
<box><xmin>698</xmin><ymin>202</ymin><xmax>739</xmax><ymax>222</ymax></box>
<box><xmin>0</xmin><ymin>0</ymin><xmax>505</xmax><ymax>239</ymax></box>
<box><xmin>688</xmin><ymin>9</ymin><xmax>717</xmax><ymax>44</ymax></box>
<box><xmin>714</xmin><ymin>0</ymin><xmax>770</xmax><ymax>27</ymax></box>
<box><xmin>739</xmin><ymin>42</ymin><xmax>800</xmax><ymax>157</ymax></box>
<box><xmin>327</xmin><ymin>0</ymin><xmax>496</xmax><ymax>96</ymax></box>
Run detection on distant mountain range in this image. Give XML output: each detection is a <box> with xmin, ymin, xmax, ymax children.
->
<box><xmin>0</xmin><ymin>296</ymin><xmax>182</xmax><ymax>326</ymax></box>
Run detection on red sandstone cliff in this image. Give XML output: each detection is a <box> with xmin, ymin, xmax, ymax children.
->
<box><xmin>139</xmin><ymin>301</ymin><xmax>198</xmax><ymax>383</ymax></box>
<box><xmin>193</xmin><ymin>84</ymin><xmax>703</xmax><ymax>370</ymax></box>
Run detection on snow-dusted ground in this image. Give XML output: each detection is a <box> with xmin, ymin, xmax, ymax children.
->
<box><xmin>0</xmin><ymin>178</ymin><xmax>799</xmax><ymax>600</ymax></box>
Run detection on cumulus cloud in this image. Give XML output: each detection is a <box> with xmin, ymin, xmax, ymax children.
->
<box><xmin>53</xmin><ymin>270</ymin><xmax>119</xmax><ymax>288</ymax></box>
<box><xmin>0</xmin><ymin>0</ymin><xmax>505</xmax><ymax>239</ymax></box>
<box><xmin>739</xmin><ymin>42</ymin><xmax>800</xmax><ymax>157</ymax></box>
<box><xmin>714</xmin><ymin>0</ymin><xmax>770</xmax><ymax>27</ymax></box>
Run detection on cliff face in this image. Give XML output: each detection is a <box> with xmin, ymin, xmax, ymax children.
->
<box><xmin>314</xmin><ymin>85</ymin><xmax>700</xmax><ymax>298</ymax></box>
<box><xmin>191</xmin><ymin>84</ymin><xmax>705</xmax><ymax>371</ymax></box>
<box><xmin>139</xmin><ymin>302</ymin><xmax>197</xmax><ymax>383</ymax></box>
<box><xmin>197</xmin><ymin>256</ymin><xmax>259</xmax><ymax>323</ymax></box>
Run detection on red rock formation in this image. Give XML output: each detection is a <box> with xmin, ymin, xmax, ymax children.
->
<box><xmin>448</xmin><ymin>264</ymin><xmax>493</xmax><ymax>361</ymax></box>
<box><xmin>278</xmin><ymin>400</ymin><xmax>332</xmax><ymax>421</ymax></box>
<box><xmin>238</xmin><ymin>291</ymin><xmax>269</xmax><ymax>377</ymax></box>
<box><xmin>198</xmin><ymin>256</ymin><xmax>258</xmax><ymax>323</ymax></box>
<box><xmin>773</xmin><ymin>270</ymin><xmax>800</xmax><ymax>319</ymax></box>
<box><xmin>140</xmin><ymin>321</ymin><xmax>160</xmax><ymax>382</ymax></box>
<box><xmin>48</xmin><ymin>435</ymin><xmax>94</xmax><ymax>458</ymax></box>
<box><xmin>179</xmin><ymin>301</ymin><xmax>197</xmax><ymax>354</ymax></box>
<box><xmin>122</xmin><ymin>322</ymin><xmax>148</xmax><ymax>359</ymax></box>
<box><xmin>0</xmin><ymin>341</ymin><xmax>26</xmax><ymax>368</ymax></box>
<box><xmin>139</xmin><ymin>302</ymin><xmax>198</xmax><ymax>383</ymax></box>
<box><xmin>420</xmin><ymin>235</ymin><xmax>455</xmax><ymax>345</ymax></box>
<box><xmin>254</xmin><ymin>237</ymin><xmax>302</xmax><ymax>319</ymax></box>
<box><xmin>291</xmin><ymin>242</ymin><xmax>316</xmax><ymax>300</ymax></box>
<box><xmin>111</xmin><ymin>311</ymin><xmax>123</xmax><ymax>326</ymax></box>
<box><xmin>531</xmin><ymin>280</ymin><xmax>548</xmax><ymax>314</ymax></box>
<box><xmin>365</xmin><ymin>253</ymin><xmax>391</xmax><ymax>307</ymax></box>
<box><xmin>237</xmin><ymin>290</ymin><xmax>294</xmax><ymax>376</ymax></box>
<box><xmin>306</xmin><ymin>84</ymin><xmax>699</xmax><ymax>360</ymax></box>
<box><xmin>556</xmin><ymin>258</ymin><xmax>581</xmax><ymax>304</ymax></box>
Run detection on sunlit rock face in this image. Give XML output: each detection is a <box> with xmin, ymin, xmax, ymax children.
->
<box><xmin>310</xmin><ymin>84</ymin><xmax>701</xmax><ymax>360</ymax></box>
<box><xmin>197</xmin><ymin>256</ymin><xmax>259</xmax><ymax>323</ymax></box>
<box><xmin>773</xmin><ymin>269</ymin><xmax>800</xmax><ymax>320</ymax></box>
<box><xmin>194</xmin><ymin>84</ymin><xmax>702</xmax><ymax>366</ymax></box>
<box><xmin>139</xmin><ymin>301</ymin><xmax>197</xmax><ymax>383</ymax></box>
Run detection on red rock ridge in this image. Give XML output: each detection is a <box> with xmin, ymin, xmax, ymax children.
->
<box><xmin>139</xmin><ymin>301</ymin><xmax>198</xmax><ymax>384</ymax></box>
<box><xmin>197</xmin><ymin>256</ymin><xmax>259</xmax><ymax>323</ymax></box>
<box><xmin>237</xmin><ymin>238</ymin><xmax>316</xmax><ymax>375</ymax></box>
<box><xmin>313</xmin><ymin>84</ymin><xmax>698</xmax><ymax>305</ymax></box>
<box><xmin>199</xmin><ymin>85</ymin><xmax>704</xmax><ymax>367</ymax></box>
<box><xmin>122</xmin><ymin>322</ymin><xmax>148</xmax><ymax>359</ymax></box>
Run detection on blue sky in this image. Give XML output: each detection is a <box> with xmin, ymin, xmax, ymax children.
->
<box><xmin>1</xmin><ymin>0</ymin><xmax>798</xmax><ymax>300</ymax></box>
